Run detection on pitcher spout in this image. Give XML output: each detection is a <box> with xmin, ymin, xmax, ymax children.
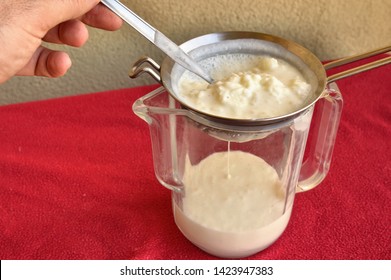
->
<box><xmin>132</xmin><ymin>97</ymin><xmax>151</xmax><ymax>124</ymax></box>
<box><xmin>132</xmin><ymin>87</ymin><xmax>188</xmax><ymax>121</ymax></box>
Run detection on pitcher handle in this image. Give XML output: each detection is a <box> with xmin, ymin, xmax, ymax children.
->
<box><xmin>297</xmin><ymin>83</ymin><xmax>343</xmax><ymax>192</ymax></box>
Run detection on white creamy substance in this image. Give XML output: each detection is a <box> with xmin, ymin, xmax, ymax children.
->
<box><xmin>178</xmin><ymin>54</ymin><xmax>312</xmax><ymax>119</ymax></box>
<box><xmin>173</xmin><ymin>150</ymin><xmax>292</xmax><ymax>258</ymax></box>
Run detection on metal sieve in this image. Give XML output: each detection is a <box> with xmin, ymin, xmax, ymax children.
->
<box><xmin>130</xmin><ymin>31</ymin><xmax>391</xmax><ymax>125</ymax></box>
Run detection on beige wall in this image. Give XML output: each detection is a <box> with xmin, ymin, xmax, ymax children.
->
<box><xmin>1</xmin><ymin>0</ymin><xmax>390</xmax><ymax>105</ymax></box>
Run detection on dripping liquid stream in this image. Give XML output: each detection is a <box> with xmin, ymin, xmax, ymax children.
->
<box><xmin>227</xmin><ymin>141</ymin><xmax>232</xmax><ymax>179</ymax></box>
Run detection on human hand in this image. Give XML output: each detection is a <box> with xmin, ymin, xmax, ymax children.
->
<box><xmin>0</xmin><ymin>0</ymin><xmax>123</xmax><ymax>84</ymax></box>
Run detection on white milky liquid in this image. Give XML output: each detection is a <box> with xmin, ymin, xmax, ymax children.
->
<box><xmin>173</xmin><ymin>150</ymin><xmax>292</xmax><ymax>258</ymax></box>
<box><xmin>178</xmin><ymin>54</ymin><xmax>313</xmax><ymax>119</ymax></box>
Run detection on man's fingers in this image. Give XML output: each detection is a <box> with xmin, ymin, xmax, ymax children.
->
<box><xmin>36</xmin><ymin>1</ymin><xmax>122</xmax><ymax>33</ymax></box>
<box><xmin>16</xmin><ymin>47</ymin><xmax>72</xmax><ymax>78</ymax></box>
<box><xmin>0</xmin><ymin>0</ymin><xmax>122</xmax><ymax>83</ymax></box>
<box><xmin>38</xmin><ymin>0</ymin><xmax>100</xmax><ymax>27</ymax></box>
<box><xmin>41</xmin><ymin>4</ymin><xmax>121</xmax><ymax>47</ymax></box>
<box><xmin>43</xmin><ymin>20</ymin><xmax>89</xmax><ymax>47</ymax></box>
<box><xmin>13</xmin><ymin>1</ymin><xmax>122</xmax><ymax>79</ymax></box>
<box><xmin>81</xmin><ymin>3</ymin><xmax>123</xmax><ymax>31</ymax></box>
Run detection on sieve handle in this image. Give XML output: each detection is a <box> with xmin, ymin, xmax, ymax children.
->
<box><xmin>297</xmin><ymin>83</ymin><xmax>343</xmax><ymax>192</ymax></box>
<box><xmin>129</xmin><ymin>56</ymin><xmax>162</xmax><ymax>83</ymax></box>
<box><xmin>325</xmin><ymin>46</ymin><xmax>391</xmax><ymax>83</ymax></box>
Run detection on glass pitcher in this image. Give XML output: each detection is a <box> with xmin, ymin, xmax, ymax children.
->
<box><xmin>130</xmin><ymin>32</ymin><xmax>389</xmax><ymax>258</ymax></box>
<box><xmin>132</xmin><ymin>83</ymin><xmax>343</xmax><ymax>258</ymax></box>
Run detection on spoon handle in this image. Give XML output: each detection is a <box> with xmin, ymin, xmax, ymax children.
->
<box><xmin>101</xmin><ymin>0</ymin><xmax>156</xmax><ymax>42</ymax></box>
<box><xmin>101</xmin><ymin>0</ymin><xmax>213</xmax><ymax>83</ymax></box>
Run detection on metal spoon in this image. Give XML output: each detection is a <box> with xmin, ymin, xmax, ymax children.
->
<box><xmin>101</xmin><ymin>0</ymin><xmax>213</xmax><ymax>83</ymax></box>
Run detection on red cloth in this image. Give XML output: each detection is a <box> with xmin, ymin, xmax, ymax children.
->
<box><xmin>0</xmin><ymin>57</ymin><xmax>390</xmax><ymax>260</ymax></box>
